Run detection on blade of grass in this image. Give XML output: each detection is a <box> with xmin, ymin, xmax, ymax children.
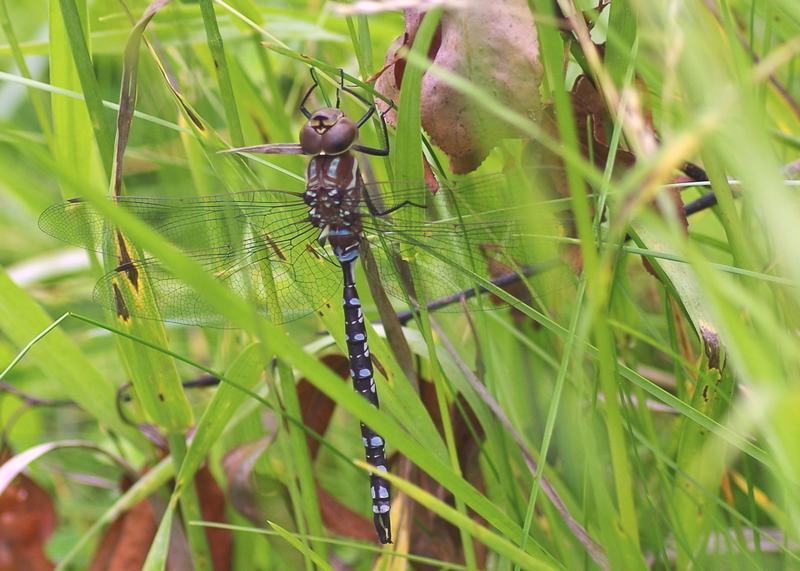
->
<box><xmin>198</xmin><ymin>0</ymin><xmax>244</xmax><ymax>146</ymax></box>
<box><xmin>266</xmin><ymin>521</ymin><xmax>335</xmax><ymax>571</ymax></box>
<box><xmin>142</xmin><ymin>499</ymin><xmax>177</xmax><ymax>571</ymax></box>
<box><xmin>276</xmin><ymin>359</ymin><xmax>327</xmax><ymax>560</ymax></box>
<box><xmin>56</xmin><ymin>0</ymin><xmax>114</xmax><ymax>175</ymax></box>
<box><xmin>0</xmin><ymin>69</ymin><xmax>189</xmax><ymax>132</ymax></box>
<box><xmin>0</xmin><ymin>0</ymin><xmax>52</xmax><ymax>141</ymax></box>
<box><xmin>358</xmin><ymin>461</ymin><xmax>558</xmax><ymax>571</ymax></box>
<box><xmin>48</xmin><ymin>0</ymin><xmax>104</xmax><ymax>196</ymax></box>
<box><xmin>392</xmin><ymin>8</ymin><xmax>441</xmax><ymax>184</ymax></box>
<box><xmin>0</xmin><ymin>272</ymin><xmax>146</xmax><ymax>445</ymax></box>
<box><xmin>175</xmin><ymin>343</ymin><xmax>265</xmax><ymax>481</ymax></box>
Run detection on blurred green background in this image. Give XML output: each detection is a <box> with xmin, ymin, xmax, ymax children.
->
<box><xmin>0</xmin><ymin>0</ymin><xmax>799</xmax><ymax>569</ymax></box>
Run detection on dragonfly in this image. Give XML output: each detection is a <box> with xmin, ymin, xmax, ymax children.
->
<box><xmin>39</xmin><ymin>69</ymin><xmax>570</xmax><ymax>544</ymax></box>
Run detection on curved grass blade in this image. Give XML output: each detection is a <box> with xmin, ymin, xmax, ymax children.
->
<box><xmin>142</xmin><ymin>500</ymin><xmax>176</xmax><ymax>571</ymax></box>
<box><xmin>175</xmin><ymin>343</ymin><xmax>264</xmax><ymax>483</ymax></box>
<box><xmin>0</xmin><ymin>440</ymin><xmax>118</xmax><ymax>495</ymax></box>
<box><xmin>358</xmin><ymin>460</ymin><xmax>559</xmax><ymax>570</ymax></box>
<box><xmin>0</xmin><ymin>273</ymin><xmax>146</xmax><ymax>446</ymax></box>
<box><xmin>266</xmin><ymin>521</ymin><xmax>335</xmax><ymax>571</ymax></box>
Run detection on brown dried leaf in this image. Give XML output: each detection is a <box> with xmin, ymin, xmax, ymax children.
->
<box><xmin>526</xmin><ymin>74</ymin><xmax>692</xmax><ymax>286</ymax></box>
<box><xmin>315</xmin><ymin>484</ymin><xmax>375</xmax><ymax>541</ymax></box>
<box><xmin>222</xmin><ymin>439</ymin><xmax>272</xmax><ymax>524</ymax></box>
<box><xmin>89</xmin><ymin>486</ymin><xmax>158</xmax><ymax>571</ymax></box>
<box><xmin>194</xmin><ymin>466</ymin><xmax>232</xmax><ymax>571</ymax></box>
<box><xmin>296</xmin><ymin>354</ymin><xmax>350</xmax><ymax>459</ymax></box>
<box><xmin>376</xmin><ymin>1</ymin><xmax>543</xmax><ymax>173</ymax></box>
<box><xmin>524</xmin><ymin>74</ymin><xmax>635</xmax><ymax>205</ymax></box>
<box><xmin>571</xmin><ymin>75</ymin><xmax>637</xmax><ymax>169</ymax></box>
<box><xmin>88</xmin><ymin>466</ymin><xmax>231</xmax><ymax>571</ymax></box>
<box><xmin>0</xmin><ymin>448</ymin><xmax>55</xmax><ymax>571</ymax></box>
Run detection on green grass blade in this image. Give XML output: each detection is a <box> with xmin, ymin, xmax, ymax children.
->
<box><xmin>55</xmin><ymin>0</ymin><xmax>114</xmax><ymax>175</ymax></box>
<box><xmin>0</xmin><ymin>271</ymin><xmax>145</xmax><ymax>445</ymax></box>
<box><xmin>176</xmin><ymin>343</ymin><xmax>265</xmax><ymax>481</ymax></box>
<box><xmin>198</xmin><ymin>0</ymin><xmax>244</xmax><ymax>146</ymax></box>
<box><xmin>266</xmin><ymin>521</ymin><xmax>335</xmax><ymax>571</ymax></box>
<box><xmin>392</xmin><ymin>8</ymin><xmax>441</xmax><ymax>184</ymax></box>
<box><xmin>359</xmin><ymin>461</ymin><xmax>559</xmax><ymax>570</ymax></box>
<box><xmin>143</xmin><ymin>499</ymin><xmax>177</xmax><ymax>571</ymax></box>
<box><xmin>275</xmin><ymin>359</ymin><xmax>327</xmax><ymax>559</ymax></box>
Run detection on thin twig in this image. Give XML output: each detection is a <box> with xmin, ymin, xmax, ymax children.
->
<box><xmin>0</xmin><ymin>381</ymin><xmax>76</xmax><ymax>407</ymax></box>
<box><xmin>395</xmin><ymin>260</ymin><xmax>561</xmax><ymax>325</ymax></box>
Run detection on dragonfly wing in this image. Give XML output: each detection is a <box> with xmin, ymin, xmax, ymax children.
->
<box><xmin>93</xmin><ymin>235</ymin><xmax>340</xmax><ymax>327</ymax></box>
<box><xmin>221</xmin><ymin>143</ymin><xmax>307</xmax><ymax>155</ymax></box>
<box><xmin>365</xmin><ymin>219</ymin><xmax>528</xmax><ymax>310</ymax></box>
<box><xmin>39</xmin><ymin>199</ymin><xmax>111</xmax><ymax>253</ymax></box>
<box><xmin>357</xmin><ymin>166</ymin><xmax>570</xmax><ymax>216</ymax></box>
<box><xmin>361</xmin><ymin>172</ymin><xmax>574</xmax><ymax>312</ymax></box>
<box><xmin>39</xmin><ymin>191</ymin><xmax>308</xmax><ymax>254</ymax></box>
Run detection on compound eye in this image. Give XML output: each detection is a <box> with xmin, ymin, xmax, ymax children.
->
<box><xmin>322</xmin><ymin>117</ymin><xmax>357</xmax><ymax>155</ymax></box>
<box><xmin>299</xmin><ymin>123</ymin><xmax>323</xmax><ymax>155</ymax></box>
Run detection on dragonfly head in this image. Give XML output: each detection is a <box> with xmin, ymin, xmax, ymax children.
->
<box><xmin>300</xmin><ymin>108</ymin><xmax>358</xmax><ymax>156</ymax></box>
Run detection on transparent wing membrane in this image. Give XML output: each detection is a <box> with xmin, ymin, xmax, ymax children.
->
<box><xmin>39</xmin><ymin>191</ymin><xmax>308</xmax><ymax>254</ymax></box>
<box><xmin>361</xmin><ymin>174</ymin><xmax>577</xmax><ymax>312</ymax></box>
<box><xmin>39</xmin><ymin>169</ymin><xmax>578</xmax><ymax>324</ymax></box>
<box><xmin>92</xmin><ymin>243</ymin><xmax>339</xmax><ymax>327</ymax></box>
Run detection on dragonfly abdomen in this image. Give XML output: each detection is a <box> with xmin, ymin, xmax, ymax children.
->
<box><xmin>341</xmin><ymin>259</ymin><xmax>392</xmax><ymax>544</ymax></box>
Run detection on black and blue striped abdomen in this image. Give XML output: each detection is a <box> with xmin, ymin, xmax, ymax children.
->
<box><xmin>341</xmin><ymin>259</ymin><xmax>392</xmax><ymax>543</ymax></box>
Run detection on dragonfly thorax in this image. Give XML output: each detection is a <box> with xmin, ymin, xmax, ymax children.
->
<box><xmin>305</xmin><ymin>153</ymin><xmax>363</xmax><ymax>262</ymax></box>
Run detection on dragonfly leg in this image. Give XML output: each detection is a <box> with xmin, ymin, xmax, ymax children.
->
<box><xmin>331</xmin><ymin>67</ymin><xmax>376</xmax><ymax>126</ymax></box>
<box><xmin>335</xmin><ymin>68</ymin><xmax>343</xmax><ymax>108</ymax></box>
<box><xmin>300</xmin><ymin>68</ymin><xmax>321</xmax><ymax>119</ymax></box>
<box><xmin>363</xmin><ymin>186</ymin><xmax>425</xmax><ymax>216</ymax></box>
<box><xmin>353</xmin><ymin>101</ymin><xmax>394</xmax><ymax>157</ymax></box>
<box><xmin>341</xmin><ymin>259</ymin><xmax>392</xmax><ymax>544</ymax></box>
